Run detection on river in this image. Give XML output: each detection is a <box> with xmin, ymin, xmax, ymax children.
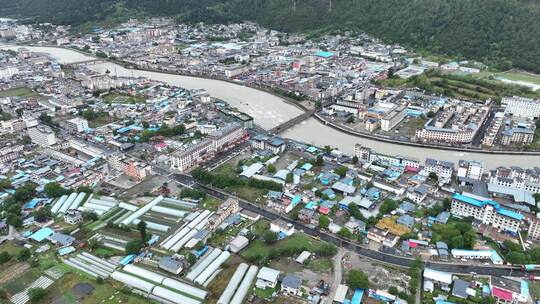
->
<box><xmin>3</xmin><ymin>45</ymin><xmax>539</xmax><ymax>169</ymax></box>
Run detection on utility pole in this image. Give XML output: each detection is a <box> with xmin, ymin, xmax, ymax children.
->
<box><xmin>328</xmin><ymin>0</ymin><xmax>332</xmax><ymax>12</ymax></box>
<box><xmin>293</xmin><ymin>0</ymin><xmax>296</xmax><ymax>12</ymax></box>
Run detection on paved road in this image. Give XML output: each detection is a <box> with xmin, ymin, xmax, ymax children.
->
<box><xmin>176</xmin><ymin>177</ymin><xmax>535</xmax><ymax>278</ymax></box>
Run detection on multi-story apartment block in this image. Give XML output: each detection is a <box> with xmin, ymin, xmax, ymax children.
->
<box><xmin>500</xmin><ymin>125</ymin><xmax>535</xmax><ymax>146</ymax></box>
<box><xmin>424</xmin><ymin>158</ymin><xmax>454</xmax><ymax>180</ymax></box>
<box><xmin>207</xmin><ymin>198</ymin><xmax>240</xmax><ymax>231</ymax></box>
<box><xmin>457</xmin><ymin>160</ymin><xmax>484</xmax><ymax>180</ymax></box>
<box><xmin>109</xmin><ymin>154</ymin><xmax>152</xmax><ymax>181</ymax></box>
<box><xmin>28</xmin><ymin>124</ymin><xmax>57</xmax><ymax>147</ymax></box>
<box><xmin>415</xmin><ymin>104</ymin><xmax>489</xmax><ymax>144</ymax></box>
<box><xmin>65</xmin><ymin>117</ymin><xmax>89</xmax><ymax>133</ymax></box>
<box><xmin>354</xmin><ymin>144</ymin><xmax>420</xmax><ymax>171</ymax></box>
<box><xmin>488</xmin><ymin>167</ymin><xmax>540</xmax><ymax>193</ymax></box>
<box><xmin>450</xmin><ymin>193</ymin><xmax>523</xmax><ymax>233</ymax></box>
<box><xmin>0</xmin><ymin>145</ymin><xmax>23</xmax><ymax>164</ymax></box>
<box><xmin>170</xmin><ymin>123</ymin><xmax>245</xmax><ymax>171</ymax></box>
<box><xmin>1</xmin><ymin>118</ymin><xmax>26</xmax><ymax>132</ymax></box>
<box><xmin>528</xmin><ymin>217</ymin><xmax>540</xmax><ymax>240</ymax></box>
<box><xmin>381</xmin><ymin>103</ymin><xmax>408</xmax><ymax>132</ymax></box>
<box><xmin>502</xmin><ymin>96</ymin><xmax>540</xmax><ymax>119</ymax></box>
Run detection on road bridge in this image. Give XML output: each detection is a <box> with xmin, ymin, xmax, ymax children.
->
<box><xmin>64</xmin><ymin>58</ymin><xmax>108</xmax><ymax>68</ymax></box>
<box><xmin>268</xmin><ymin>110</ymin><xmax>315</xmax><ymax>134</ymax></box>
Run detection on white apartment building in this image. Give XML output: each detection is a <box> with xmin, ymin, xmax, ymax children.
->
<box><xmin>450</xmin><ymin>193</ymin><xmax>523</xmax><ymax>232</ymax></box>
<box><xmin>66</xmin><ymin>117</ymin><xmax>89</xmax><ymax>133</ymax></box>
<box><xmin>208</xmin><ymin>123</ymin><xmax>244</xmax><ymax>152</ymax></box>
<box><xmin>0</xmin><ymin>67</ymin><xmax>19</xmax><ymax>79</ymax></box>
<box><xmin>528</xmin><ymin>217</ymin><xmax>540</xmax><ymax>240</ymax></box>
<box><xmin>381</xmin><ymin>103</ymin><xmax>407</xmax><ymax>131</ymax></box>
<box><xmin>415</xmin><ymin>127</ymin><xmax>476</xmax><ymax>144</ymax></box>
<box><xmin>488</xmin><ymin>167</ymin><xmax>540</xmax><ymax>194</ymax></box>
<box><xmin>457</xmin><ymin>160</ymin><xmax>484</xmax><ymax>180</ymax></box>
<box><xmin>28</xmin><ymin>125</ymin><xmax>57</xmax><ymax>147</ymax></box>
<box><xmin>170</xmin><ymin>140</ymin><xmax>213</xmax><ymax>172</ymax></box>
<box><xmin>170</xmin><ymin>123</ymin><xmax>245</xmax><ymax>171</ymax></box>
<box><xmin>502</xmin><ymin>96</ymin><xmax>540</xmax><ymax>119</ymax></box>
<box><xmin>354</xmin><ymin>143</ymin><xmax>420</xmax><ymax>171</ymax></box>
<box><xmin>424</xmin><ymin>158</ymin><xmax>454</xmax><ymax>179</ymax></box>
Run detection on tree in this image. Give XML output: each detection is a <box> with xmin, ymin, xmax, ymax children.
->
<box><xmin>319</xmin><ymin>215</ymin><xmax>330</xmax><ymax>229</ymax></box>
<box><xmin>348</xmin><ymin>202</ymin><xmax>363</xmax><ymax>220</ymax></box>
<box><xmin>428</xmin><ymin>172</ymin><xmax>439</xmax><ymax>182</ymax></box>
<box><xmin>379</xmin><ymin>199</ymin><xmax>399</xmax><ymax>215</ymax></box>
<box><xmin>338</xmin><ymin>228</ymin><xmax>352</xmax><ymax>239</ymax></box>
<box><xmin>17</xmin><ymin>249</ymin><xmax>31</xmax><ymax>262</ymax></box>
<box><xmin>7</xmin><ymin>213</ymin><xmax>22</xmax><ymax>228</ymax></box>
<box><xmin>285</xmin><ymin>172</ymin><xmax>294</xmax><ymax>183</ymax></box>
<box><xmin>0</xmin><ymin>252</ymin><xmax>11</xmax><ymax>264</ymax></box>
<box><xmin>96</xmin><ymin>277</ymin><xmax>104</xmax><ymax>284</ymax></box>
<box><xmin>347</xmin><ymin>270</ymin><xmax>369</xmax><ymax>289</ymax></box>
<box><xmin>87</xmin><ymin>238</ymin><xmax>98</xmax><ymax>250</ymax></box>
<box><xmin>427</xmin><ymin>110</ymin><xmax>436</xmax><ymax>118</ymax></box>
<box><xmin>534</xmin><ymin>193</ymin><xmax>540</xmax><ymax>204</ymax></box>
<box><xmin>334</xmin><ymin>166</ymin><xmax>348</xmax><ymax>178</ymax></box>
<box><xmin>352</xmin><ymin>156</ymin><xmax>358</xmax><ymax>164</ymax></box>
<box><xmin>39</xmin><ymin>112</ymin><xmax>53</xmax><ymax>125</ymax></box>
<box><xmin>137</xmin><ymin>220</ymin><xmax>147</xmax><ymax>242</ymax></box>
<box><xmin>82</xmin><ymin>211</ymin><xmax>98</xmax><ymax>221</ymax></box>
<box><xmin>13</xmin><ymin>183</ymin><xmax>37</xmax><ymax>202</ymax></box>
<box><xmin>315</xmin><ymin>155</ymin><xmax>324</xmax><ymax>166</ymax></box>
<box><xmin>187</xmin><ymin>253</ymin><xmax>197</xmax><ymax>265</ymax></box>
<box><xmin>267</xmin><ymin>164</ymin><xmax>276</xmax><ymax>174</ymax></box>
<box><xmin>0</xmin><ymin>178</ymin><xmax>11</xmax><ymax>191</ymax></box>
<box><xmin>44</xmin><ymin>182</ymin><xmax>69</xmax><ymax>198</ymax></box>
<box><xmin>0</xmin><ymin>288</ymin><xmax>8</xmax><ymax>300</ymax></box>
<box><xmin>262</xmin><ymin>231</ymin><xmax>278</xmax><ymax>244</ymax></box>
<box><xmin>125</xmin><ymin>239</ymin><xmax>144</xmax><ymax>254</ymax></box>
<box><xmin>77</xmin><ymin>185</ymin><xmax>93</xmax><ymax>193</ymax></box>
<box><xmin>28</xmin><ymin>288</ymin><xmax>48</xmax><ymax>303</ymax></box>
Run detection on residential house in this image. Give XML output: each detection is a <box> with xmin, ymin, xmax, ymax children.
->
<box><xmin>256</xmin><ymin>267</ymin><xmax>281</xmax><ymax>289</ymax></box>
<box><xmin>281</xmin><ymin>274</ymin><xmax>303</xmax><ymax>296</ymax></box>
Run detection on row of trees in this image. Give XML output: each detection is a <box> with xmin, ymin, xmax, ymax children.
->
<box><xmin>192</xmin><ymin>168</ymin><xmax>283</xmax><ymax>192</ymax></box>
<box><xmin>140</xmin><ymin>124</ymin><xmax>186</xmax><ymax>142</ymax></box>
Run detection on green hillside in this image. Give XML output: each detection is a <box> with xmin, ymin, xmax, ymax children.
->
<box><xmin>2</xmin><ymin>0</ymin><xmax>540</xmax><ymax>72</ymax></box>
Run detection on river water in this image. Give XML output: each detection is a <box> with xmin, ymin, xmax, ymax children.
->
<box><xmin>3</xmin><ymin>45</ymin><xmax>539</xmax><ymax>169</ymax></box>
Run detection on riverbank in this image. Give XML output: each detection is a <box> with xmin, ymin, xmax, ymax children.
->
<box><xmin>313</xmin><ymin>114</ymin><xmax>540</xmax><ymax>156</ymax></box>
<box><xmin>34</xmin><ymin>44</ymin><xmax>540</xmax><ymax>156</ymax></box>
<box><xmin>6</xmin><ymin>44</ymin><xmax>540</xmax><ymax>168</ymax></box>
<box><xmin>52</xmin><ymin>44</ymin><xmax>312</xmax><ymax>113</ymax></box>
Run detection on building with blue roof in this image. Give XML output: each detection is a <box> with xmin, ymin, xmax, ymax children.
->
<box><xmin>315</xmin><ymin>51</ymin><xmax>334</xmax><ymax>58</ymax></box>
<box><xmin>450</xmin><ymin>193</ymin><xmax>523</xmax><ymax>232</ymax></box>
<box><xmin>29</xmin><ymin>227</ymin><xmax>55</xmax><ymax>242</ymax></box>
<box><xmin>351</xmin><ymin>288</ymin><xmax>364</xmax><ymax>304</ymax></box>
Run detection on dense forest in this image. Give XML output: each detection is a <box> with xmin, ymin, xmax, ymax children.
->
<box><xmin>1</xmin><ymin>0</ymin><xmax>540</xmax><ymax>72</ymax></box>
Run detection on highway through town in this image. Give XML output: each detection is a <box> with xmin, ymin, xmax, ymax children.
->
<box><xmin>169</xmin><ymin>172</ymin><xmax>534</xmax><ymax>278</ymax></box>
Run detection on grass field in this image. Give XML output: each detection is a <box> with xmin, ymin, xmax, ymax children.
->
<box><xmin>0</xmin><ymin>87</ymin><xmax>38</xmax><ymax>98</ymax></box>
<box><xmin>0</xmin><ymin>240</ymin><xmax>24</xmax><ymax>256</ymax></box>
<box><xmin>103</xmin><ymin>92</ymin><xmax>146</xmax><ymax>104</ymax></box>
<box><xmin>530</xmin><ymin>281</ymin><xmax>540</xmax><ymax>301</ymax></box>
<box><xmin>478</xmin><ymin>69</ymin><xmax>540</xmax><ymax>86</ymax></box>
<box><xmin>213</xmin><ymin>163</ymin><xmax>269</xmax><ymax>202</ymax></box>
<box><xmin>87</xmin><ymin>113</ymin><xmax>116</xmax><ymax>128</ymax></box>
<box><xmin>306</xmin><ymin>257</ymin><xmax>332</xmax><ymax>272</ymax></box>
<box><xmin>381</xmin><ymin>70</ymin><xmax>540</xmax><ymax>101</ymax></box>
<box><xmin>45</xmin><ymin>270</ymin><xmax>156</xmax><ymax>304</ymax></box>
<box><xmin>241</xmin><ymin>233</ymin><xmax>335</xmax><ymax>264</ymax></box>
